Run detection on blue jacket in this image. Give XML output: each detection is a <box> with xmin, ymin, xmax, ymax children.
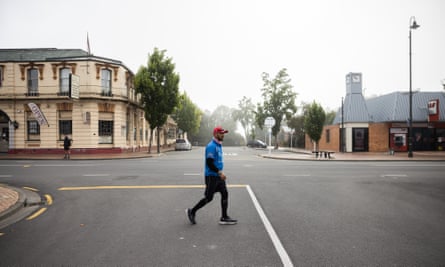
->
<box><xmin>205</xmin><ymin>138</ymin><xmax>224</xmax><ymax>176</ymax></box>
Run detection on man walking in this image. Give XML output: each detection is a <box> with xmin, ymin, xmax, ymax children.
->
<box><xmin>186</xmin><ymin>126</ymin><xmax>237</xmax><ymax>225</ymax></box>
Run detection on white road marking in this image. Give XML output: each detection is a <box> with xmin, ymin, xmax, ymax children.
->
<box><xmin>283</xmin><ymin>174</ymin><xmax>310</xmax><ymax>177</ymax></box>
<box><xmin>82</xmin><ymin>174</ymin><xmax>110</xmax><ymax>177</ymax></box>
<box><xmin>183</xmin><ymin>173</ymin><xmax>201</xmax><ymax>176</ymax></box>
<box><xmin>0</xmin><ymin>164</ymin><xmax>96</xmax><ymax>167</ymax></box>
<box><xmin>0</xmin><ymin>175</ymin><xmax>12</xmax><ymax>177</ymax></box>
<box><xmin>246</xmin><ymin>185</ymin><xmax>293</xmax><ymax>267</ymax></box>
<box><xmin>381</xmin><ymin>174</ymin><xmax>408</xmax><ymax>178</ymax></box>
<box><xmin>57</xmin><ymin>183</ymin><xmax>292</xmax><ymax>266</ymax></box>
<box><xmin>34</xmin><ymin>164</ymin><xmax>95</xmax><ymax>167</ymax></box>
<box><xmin>374</xmin><ymin>164</ymin><xmax>445</xmax><ymax>168</ymax></box>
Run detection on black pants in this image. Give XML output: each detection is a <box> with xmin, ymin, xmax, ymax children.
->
<box><xmin>191</xmin><ymin>176</ymin><xmax>228</xmax><ymax>218</ymax></box>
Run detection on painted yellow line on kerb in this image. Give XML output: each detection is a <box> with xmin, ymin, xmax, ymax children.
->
<box><xmin>58</xmin><ymin>184</ymin><xmax>247</xmax><ymax>191</ymax></box>
<box><xmin>45</xmin><ymin>194</ymin><xmax>53</xmax><ymax>205</ymax></box>
<box><xmin>26</xmin><ymin>207</ymin><xmax>47</xmax><ymax>221</ymax></box>
<box><xmin>23</xmin><ymin>186</ymin><xmax>39</xmax><ymax>192</ymax></box>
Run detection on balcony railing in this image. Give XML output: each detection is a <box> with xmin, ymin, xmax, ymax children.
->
<box><xmin>57</xmin><ymin>92</ymin><xmax>70</xmax><ymax>96</ymax></box>
<box><xmin>101</xmin><ymin>91</ymin><xmax>113</xmax><ymax>97</ymax></box>
<box><xmin>25</xmin><ymin>92</ymin><xmax>40</xmax><ymax>97</ymax></box>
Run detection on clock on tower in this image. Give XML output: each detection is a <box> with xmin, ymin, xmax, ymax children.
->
<box><xmin>346</xmin><ymin>73</ymin><xmax>363</xmax><ymax>94</ymax></box>
<box><xmin>352</xmin><ymin>74</ymin><xmax>361</xmax><ymax>83</ymax></box>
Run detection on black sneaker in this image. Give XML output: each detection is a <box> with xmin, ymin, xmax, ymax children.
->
<box><xmin>186</xmin><ymin>208</ymin><xmax>196</xmax><ymax>225</ymax></box>
<box><xmin>219</xmin><ymin>216</ymin><xmax>237</xmax><ymax>225</ymax></box>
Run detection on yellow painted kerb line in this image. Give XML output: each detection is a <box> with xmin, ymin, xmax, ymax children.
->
<box><xmin>58</xmin><ymin>184</ymin><xmax>247</xmax><ymax>191</ymax></box>
<box><xmin>26</xmin><ymin>208</ymin><xmax>47</xmax><ymax>220</ymax></box>
<box><xmin>26</xmin><ymin>194</ymin><xmax>53</xmax><ymax>220</ymax></box>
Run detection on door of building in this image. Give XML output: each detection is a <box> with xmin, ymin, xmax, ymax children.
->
<box><xmin>0</xmin><ymin>110</ymin><xmax>10</xmax><ymax>153</ymax></box>
<box><xmin>352</xmin><ymin>128</ymin><xmax>368</xmax><ymax>152</ymax></box>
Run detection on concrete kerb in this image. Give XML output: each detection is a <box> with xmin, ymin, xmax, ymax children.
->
<box><xmin>0</xmin><ymin>185</ymin><xmax>26</xmax><ymax>222</ymax></box>
<box><xmin>0</xmin><ymin>151</ymin><xmax>169</xmax><ymax>161</ymax></box>
<box><xmin>260</xmin><ymin>148</ymin><xmax>445</xmax><ymax>161</ymax></box>
<box><xmin>0</xmin><ymin>185</ymin><xmax>44</xmax><ymax>230</ymax></box>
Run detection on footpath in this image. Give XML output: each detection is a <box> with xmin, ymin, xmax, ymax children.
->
<box><xmin>1</xmin><ymin>148</ymin><xmax>444</xmax><ymax>230</ymax></box>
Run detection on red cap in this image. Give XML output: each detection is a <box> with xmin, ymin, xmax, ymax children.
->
<box><xmin>213</xmin><ymin>126</ymin><xmax>229</xmax><ymax>135</ymax></box>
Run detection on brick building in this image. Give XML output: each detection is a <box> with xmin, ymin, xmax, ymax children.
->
<box><xmin>306</xmin><ymin>72</ymin><xmax>445</xmax><ymax>153</ymax></box>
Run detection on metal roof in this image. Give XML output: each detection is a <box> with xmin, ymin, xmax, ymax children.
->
<box><xmin>333</xmin><ymin>91</ymin><xmax>445</xmax><ymax>124</ymax></box>
<box><xmin>0</xmin><ymin>48</ymin><xmax>123</xmax><ymax>66</ymax></box>
<box><xmin>0</xmin><ymin>48</ymin><xmax>87</xmax><ymax>61</ymax></box>
<box><xmin>342</xmin><ymin>93</ymin><xmax>370</xmax><ymax>122</ymax></box>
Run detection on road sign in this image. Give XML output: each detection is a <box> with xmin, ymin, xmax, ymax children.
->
<box><xmin>265</xmin><ymin>117</ymin><xmax>275</xmax><ymax>128</ymax></box>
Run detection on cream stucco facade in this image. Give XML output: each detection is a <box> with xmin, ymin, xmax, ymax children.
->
<box><xmin>0</xmin><ymin>48</ymin><xmax>177</xmax><ymax>154</ymax></box>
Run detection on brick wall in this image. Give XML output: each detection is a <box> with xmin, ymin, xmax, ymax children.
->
<box><xmin>369</xmin><ymin>122</ymin><xmax>390</xmax><ymax>152</ymax></box>
<box><xmin>305</xmin><ymin>124</ymin><xmax>340</xmax><ymax>152</ymax></box>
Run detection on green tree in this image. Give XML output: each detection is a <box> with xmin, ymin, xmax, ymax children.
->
<box><xmin>256</xmin><ymin>68</ymin><xmax>297</xmax><ymax>148</ymax></box>
<box><xmin>135</xmin><ymin>48</ymin><xmax>180</xmax><ymax>153</ymax></box>
<box><xmin>192</xmin><ymin>106</ymin><xmax>244</xmax><ymax>146</ymax></box>
<box><xmin>172</xmin><ymin>91</ymin><xmax>202</xmax><ymax>138</ymax></box>
<box><xmin>287</xmin><ymin>115</ymin><xmax>305</xmax><ymax>148</ymax></box>
<box><xmin>325</xmin><ymin>110</ymin><xmax>336</xmax><ymax>125</ymax></box>
<box><xmin>304</xmin><ymin>101</ymin><xmax>326</xmax><ymax>151</ymax></box>
<box><xmin>233</xmin><ymin>96</ymin><xmax>255</xmax><ymax>141</ymax></box>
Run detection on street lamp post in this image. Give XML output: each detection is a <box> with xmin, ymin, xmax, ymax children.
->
<box><xmin>341</xmin><ymin>97</ymin><xmax>344</xmax><ymax>153</ymax></box>
<box><xmin>408</xmin><ymin>16</ymin><xmax>420</xmax><ymax>158</ymax></box>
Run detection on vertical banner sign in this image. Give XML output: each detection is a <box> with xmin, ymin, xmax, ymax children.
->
<box><xmin>69</xmin><ymin>74</ymin><xmax>80</xmax><ymax>99</ymax></box>
<box><xmin>428</xmin><ymin>99</ymin><xmax>439</xmax><ymax>122</ymax></box>
<box><xmin>28</xmin><ymin>103</ymin><xmax>49</xmax><ymax>127</ymax></box>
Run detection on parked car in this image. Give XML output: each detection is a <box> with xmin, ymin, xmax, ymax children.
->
<box><xmin>246</xmin><ymin>139</ymin><xmax>267</xmax><ymax>148</ymax></box>
<box><xmin>175</xmin><ymin>138</ymin><xmax>192</xmax><ymax>151</ymax></box>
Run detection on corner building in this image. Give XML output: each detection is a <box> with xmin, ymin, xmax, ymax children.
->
<box><xmin>0</xmin><ymin>48</ymin><xmax>176</xmax><ymax>154</ymax></box>
<box><xmin>306</xmin><ymin>72</ymin><xmax>445</xmax><ymax>153</ymax></box>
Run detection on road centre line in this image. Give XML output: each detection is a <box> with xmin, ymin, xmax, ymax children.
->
<box><xmin>58</xmin><ymin>184</ymin><xmax>247</xmax><ymax>191</ymax></box>
<box><xmin>83</xmin><ymin>174</ymin><xmax>110</xmax><ymax>177</ymax></box>
<box><xmin>57</xmin><ymin>184</ymin><xmax>293</xmax><ymax>266</ymax></box>
<box><xmin>0</xmin><ymin>164</ymin><xmax>96</xmax><ymax>167</ymax></box>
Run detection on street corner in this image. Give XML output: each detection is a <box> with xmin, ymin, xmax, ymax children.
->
<box><xmin>0</xmin><ymin>185</ymin><xmax>52</xmax><ymax>231</ymax></box>
<box><xmin>0</xmin><ymin>185</ymin><xmax>21</xmax><ymax>219</ymax></box>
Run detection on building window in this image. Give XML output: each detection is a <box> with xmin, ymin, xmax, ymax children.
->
<box><xmin>101</xmin><ymin>69</ymin><xmax>112</xmax><ymax>96</ymax></box>
<box><xmin>0</xmin><ymin>66</ymin><xmax>3</xmax><ymax>87</ymax></box>
<box><xmin>99</xmin><ymin>112</ymin><xmax>113</xmax><ymax>144</ymax></box>
<box><xmin>99</xmin><ymin>120</ymin><xmax>113</xmax><ymax>144</ymax></box>
<box><xmin>59</xmin><ymin>111</ymin><xmax>72</xmax><ymax>140</ymax></box>
<box><xmin>326</xmin><ymin>129</ymin><xmax>330</xmax><ymax>143</ymax></box>
<box><xmin>27</xmin><ymin>120</ymin><xmax>40</xmax><ymax>141</ymax></box>
<box><xmin>59</xmin><ymin>120</ymin><xmax>72</xmax><ymax>139</ymax></box>
<box><xmin>59</xmin><ymin>68</ymin><xmax>71</xmax><ymax>96</ymax></box>
<box><xmin>27</xmin><ymin>68</ymin><xmax>39</xmax><ymax>96</ymax></box>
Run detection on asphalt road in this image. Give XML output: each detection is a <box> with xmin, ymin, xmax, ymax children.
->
<box><xmin>0</xmin><ymin>147</ymin><xmax>444</xmax><ymax>266</ymax></box>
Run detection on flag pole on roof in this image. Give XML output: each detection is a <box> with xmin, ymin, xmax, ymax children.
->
<box><xmin>87</xmin><ymin>32</ymin><xmax>91</xmax><ymax>55</ymax></box>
